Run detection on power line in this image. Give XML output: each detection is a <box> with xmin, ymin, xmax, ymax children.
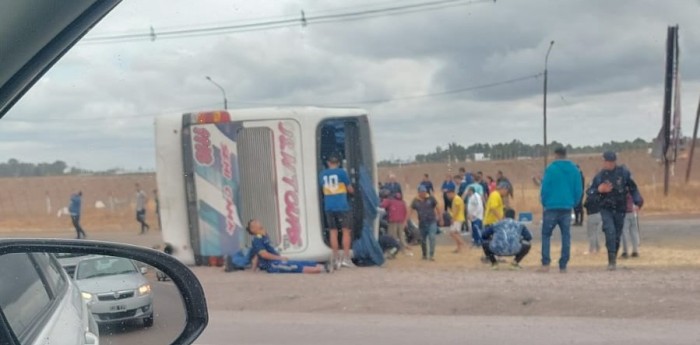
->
<box><xmin>81</xmin><ymin>0</ymin><xmax>493</xmax><ymax>44</ymax></box>
<box><xmin>230</xmin><ymin>73</ymin><xmax>543</xmax><ymax>107</ymax></box>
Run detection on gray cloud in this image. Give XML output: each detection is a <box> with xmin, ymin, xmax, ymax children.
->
<box><xmin>2</xmin><ymin>0</ymin><xmax>699</xmax><ymax>170</ymax></box>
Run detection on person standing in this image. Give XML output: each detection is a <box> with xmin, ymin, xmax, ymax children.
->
<box><xmin>419</xmin><ymin>174</ymin><xmax>434</xmax><ymax>195</ymax></box>
<box><xmin>573</xmin><ymin>165</ymin><xmax>585</xmax><ymax>226</ymax></box>
<box><xmin>621</xmin><ymin>193</ymin><xmax>643</xmax><ymax>259</ymax></box>
<box><xmin>441</xmin><ymin>174</ymin><xmax>456</xmax><ymax>212</ymax></box>
<box><xmin>538</xmin><ymin>147</ymin><xmax>583</xmax><ymax>273</ymax></box>
<box><xmin>484</xmin><ymin>182</ymin><xmax>509</xmax><ymax>228</ymax></box>
<box><xmin>587</xmin><ymin>151</ymin><xmax>643</xmax><ymax>271</ymax></box>
<box><xmin>380</xmin><ymin>192</ymin><xmax>412</xmax><ymax>256</ymax></box>
<box><xmin>319</xmin><ymin>154</ymin><xmax>355</xmax><ymax>270</ymax></box>
<box><xmin>466</xmin><ymin>186</ymin><xmax>484</xmax><ymax>247</ymax></box>
<box><xmin>69</xmin><ymin>191</ymin><xmax>87</xmax><ymax>239</ymax></box>
<box><xmin>453</xmin><ymin>174</ymin><xmax>470</xmax><ymax>232</ymax></box>
<box><xmin>476</xmin><ymin>171</ymin><xmax>490</xmax><ymax>200</ymax></box>
<box><xmin>583</xmin><ymin>193</ymin><xmax>602</xmax><ymax>255</ymax></box>
<box><xmin>486</xmin><ymin>176</ymin><xmax>497</xmax><ymax>194</ymax></box>
<box><xmin>480</xmin><ymin>183</ymin><xmax>509</xmax><ymax>263</ymax></box>
<box><xmin>446</xmin><ymin>185</ymin><xmax>467</xmax><ymax>253</ymax></box>
<box><xmin>459</xmin><ymin>167</ymin><xmax>474</xmax><ymax>185</ymax></box>
<box><xmin>384</xmin><ymin>174</ymin><xmax>402</xmax><ymax>198</ymax></box>
<box><xmin>135</xmin><ymin>183</ymin><xmax>150</xmax><ymax>234</ymax></box>
<box><xmin>410</xmin><ymin>186</ymin><xmax>441</xmax><ymax>261</ymax></box>
<box><xmin>496</xmin><ymin>170</ymin><xmax>514</xmax><ymax>207</ymax></box>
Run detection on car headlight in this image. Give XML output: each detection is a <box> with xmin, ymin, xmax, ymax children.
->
<box><xmin>81</xmin><ymin>292</ymin><xmax>94</xmax><ymax>301</ymax></box>
<box><xmin>138</xmin><ymin>284</ymin><xmax>151</xmax><ymax>296</ymax></box>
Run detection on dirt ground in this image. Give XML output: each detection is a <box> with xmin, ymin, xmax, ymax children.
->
<box><xmin>194</xmin><ymin>217</ymin><xmax>700</xmax><ymax>321</ymax></box>
<box><xmin>3</xmin><ymin>211</ymin><xmax>699</xmax><ymax>323</ymax></box>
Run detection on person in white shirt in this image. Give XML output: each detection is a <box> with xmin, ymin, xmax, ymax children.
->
<box><xmin>465</xmin><ymin>186</ymin><xmax>485</xmax><ymax>247</ymax></box>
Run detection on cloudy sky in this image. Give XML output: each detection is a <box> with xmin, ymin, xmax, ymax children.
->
<box><xmin>3</xmin><ymin>0</ymin><xmax>700</xmax><ymax>171</ymax></box>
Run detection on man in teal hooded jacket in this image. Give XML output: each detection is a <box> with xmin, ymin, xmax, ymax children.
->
<box><xmin>538</xmin><ymin>147</ymin><xmax>583</xmax><ymax>273</ymax></box>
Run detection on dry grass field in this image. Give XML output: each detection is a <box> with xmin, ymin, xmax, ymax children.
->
<box><xmin>0</xmin><ymin>173</ymin><xmax>157</xmax><ymax>232</ymax></box>
<box><xmin>0</xmin><ymin>149</ymin><xmax>697</xmax><ymax>232</ymax></box>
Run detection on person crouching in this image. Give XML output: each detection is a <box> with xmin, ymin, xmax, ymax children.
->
<box><xmin>481</xmin><ymin>209</ymin><xmax>533</xmax><ymax>270</ymax></box>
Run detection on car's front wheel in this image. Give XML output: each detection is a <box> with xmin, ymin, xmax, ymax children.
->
<box><xmin>143</xmin><ymin>315</ymin><xmax>154</xmax><ymax>328</ymax></box>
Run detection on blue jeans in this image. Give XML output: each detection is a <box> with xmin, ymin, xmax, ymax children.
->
<box><xmin>600</xmin><ymin>209</ymin><xmax>626</xmax><ymax>265</ymax></box>
<box><xmin>419</xmin><ymin>221</ymin><xmax>438</xmax><ymax>258</ymax></box>
<box><xmin>471</xmin><ymin>219</ymin><xmax>483</xmax><ymax>245</ymax></box>
<box><xmin>541</xmin><ymin>209</ymin><xmax>572</xmax><ymax>269</ymax></box>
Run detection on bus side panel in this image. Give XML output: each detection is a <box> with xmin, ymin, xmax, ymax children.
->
<box><xmin>181</xmin><ymin>120</ymin><xmax>245</xmax><ymax>264</ymax></box>
<box><xmin>154</xmin><ymin>117</ymin><xmax>195</xmax><ymax>265</ymax></box>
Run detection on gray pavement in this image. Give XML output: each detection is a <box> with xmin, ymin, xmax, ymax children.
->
<box><xmin>195</xmin><ymin>311</ymin><xmax>700</xmax><ymax>345</ymax></box>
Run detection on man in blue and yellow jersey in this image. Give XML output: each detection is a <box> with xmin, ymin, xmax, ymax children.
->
<box><xmin>319</xmin><ymin>154</ymin><xmax>355</xmax><ymax>270</ymax></box>
<box><xmin>247</xmin><ymin>220</ymin><xmax>329</xmax><ymax>274</ymax></box>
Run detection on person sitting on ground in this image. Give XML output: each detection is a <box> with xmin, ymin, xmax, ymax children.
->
<box><xmin>378</xmin><ymin>234</ymin><xmax>402</xmax><ymax>259</ymax></box>
<box><xmin>481</xmin><ymin>209</ymin><xmax>533</xmax><ymax>270</ymax></box>
<box><xmin>247</xmin><ymin>219</ymin><xmax>329</xmax><ymax>274</ymax></box>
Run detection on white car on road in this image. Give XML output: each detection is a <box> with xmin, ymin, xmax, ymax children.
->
<box><xmin>74</xmin><ymin>256</ymin><xmax>154</xmax><ymax>327</ymax></box>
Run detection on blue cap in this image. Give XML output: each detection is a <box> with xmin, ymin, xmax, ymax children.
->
<box><xmin>445</xmin><ymin>185</ymin><xmax>456</xmax><ymax>193</ymax></box>
<box><xmin>603</xmin><ymin>151</ymin><xmax>617</xmax><ymax>162</ymax></box>
<box><xmin>418</xmin><ymin>185</ymin><xmax>428</xmax><ymax>193</ymax></box>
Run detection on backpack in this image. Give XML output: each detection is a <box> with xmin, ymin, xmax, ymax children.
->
<box><xmin>225</xmin><ymin>248</ymin><xmax>251</xmax><ymax>272</ymax></box>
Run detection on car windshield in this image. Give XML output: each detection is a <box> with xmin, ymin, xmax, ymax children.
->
<box><xmin>76</xmin><ymin>257</ymin><xmax>137</xmax><ymax>280</ymax></box>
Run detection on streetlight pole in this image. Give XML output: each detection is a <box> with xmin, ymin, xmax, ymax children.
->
<box><xmin>205</xmin><ymin>76</ymin><xmax>228</xmax><ymax>109</ymax></box>
<box><xmin>543</xmin><ymin>40</ymin><xmax>555</xmax><ymax>170</ymax></box>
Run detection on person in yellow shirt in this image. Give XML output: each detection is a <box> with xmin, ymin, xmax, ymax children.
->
<box><xmin>446</xmin><ymin>185</ymin><xmax>467</xmax><ymax>253</ymax></box>
<box><xmin>484</xmin><ymin>183</ymin><xmax>510</xmax><ymax>227</ymax></box>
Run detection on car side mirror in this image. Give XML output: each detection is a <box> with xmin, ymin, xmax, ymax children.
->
<box><xmin>0</xmin><ymin>239</ymin><xmax>208</xmax><ymax>345</ymax></box>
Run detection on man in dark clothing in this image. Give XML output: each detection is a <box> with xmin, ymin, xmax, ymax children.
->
<box><xmin>587</xmin><ymin>151</ymin><xmax>643</xmax><ymax>271</ymax></box>
<box><xmin>419</xmin><ymin>174</ymin><xmax>434</xmax><ymax>195</ymax></box>
<box><xmin>441</xmin><ymin>174</ymin><xmax>456</xmax><ymax>212</ymax></box>
<box><xmin>573</xmin><ymin>165</ymin><xmax>585</xmax><ymax>226</ymax></box>
<box><xmin>476</xmin><ymin>171</ymin><xmax>490</xmax><ymax>200</ymax></box>
<box><xmin>379</xmin><ymin>234</ymin><xmax>402</xmax><ymax>259</ymax></box>
<box><xmin>410</xmin><ymin>186</ymin><xmax>442</xmax><ymax>261</ymax></box>
<box><xmin>481</xmin><ymin>209</ymin><xmax>533</xmax><ymax>270</ymax></box>
<box><xmin>496</xmin><ymin>170</ymin><xmax>514</xmax><ymax>207</ymax></box>
<box><xmin>496</xmin><ymin>171</ymin><xmax>512</xmax><ymax>193</ymax></box>
<box><xmin>384</xmin><ymin>174</ymin><xmax>402</xmax><ymax>198</ymax></box>
<box><xmin>247</xmin><ymin>220</ymin><xmax>328</xmax><ymax>274</ymax></box>
<box><xmin>69</xmin><ymin>191</ymin><xmax>87</xmax><ymax>239</ymax></box>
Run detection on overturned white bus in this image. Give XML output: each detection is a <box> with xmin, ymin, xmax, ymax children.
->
<box><xmin>155</xmin><ymin>107</ymin><xmax>378</xmax><ymax>266</ymax></box>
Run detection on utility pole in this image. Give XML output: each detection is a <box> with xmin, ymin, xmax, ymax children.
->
<box><xmin>543</xmin><ymin>40</ymin><xmax>555</xmax><ymax>170</ymax></box>
<box><xmin>661</xmin><ymin>26</ymin><xmax>678</xmax><ymax>196</ymax></box>
<box><xmin>686</xmin><ymin>95</ymin><xmax>700</xmax><ymax>183</ymax></box>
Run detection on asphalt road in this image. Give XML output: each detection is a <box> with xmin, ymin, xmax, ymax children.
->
<box><xmin>97</xmin><ymin>270</ymin><xmax>186</xmax><ymax>345</ymax></box>
<box><xmin>195</xmin><ymin>311</ymin><xmax>700</xmax><ymax>345</ymax></box>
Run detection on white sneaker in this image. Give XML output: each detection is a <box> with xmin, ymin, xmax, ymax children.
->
<box><xmin>334</xmin><ymin>258</ymin><xmax>342</xmax><ymax>271</ymax></box>
<box><xmin>341</xmin><ymin>259</ymin><xmax>356</xmax><ymax>268</ymax></box>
